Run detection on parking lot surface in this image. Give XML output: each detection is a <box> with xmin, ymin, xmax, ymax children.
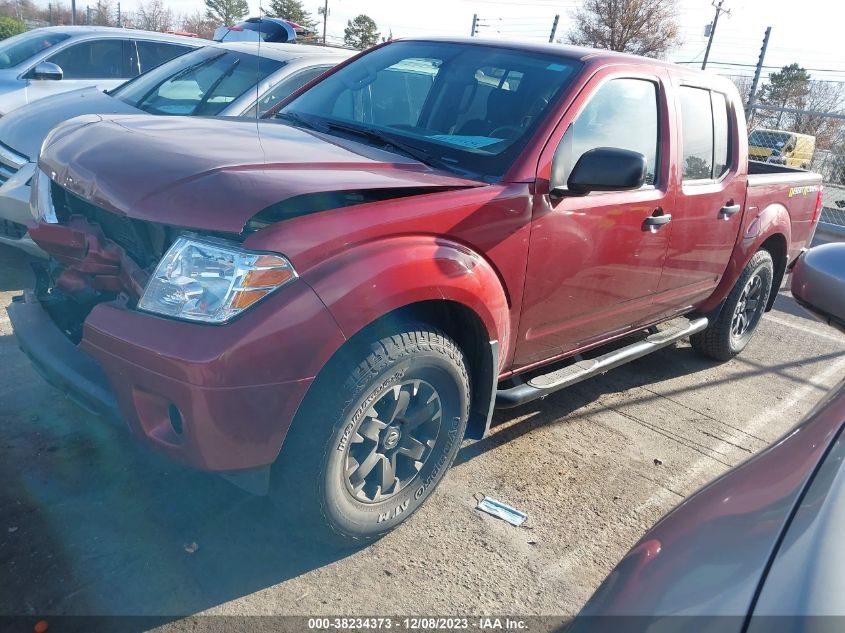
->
<box><xmin>2</xmin><ymin>242</ymin><xmax>844</xmax><ymax>623</ymax></box>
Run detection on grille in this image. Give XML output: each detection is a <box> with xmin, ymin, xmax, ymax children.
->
<box><xmin>0</xmin><ymin>218</ymin><xmax>27</xmax><ymax>239</ymax></box>
<box><xmin>0</xmin><ymin>142</ymin><xmax>27</xmax><ymax>186</ymax></box>
<box><xmin>51</xmin><ymin>182</ymin><xmax>159</xmax><ymax>268</ymax></box>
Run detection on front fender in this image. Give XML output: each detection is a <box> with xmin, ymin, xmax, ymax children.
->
<box><xmin>698</xmin><ymin>202</ymin><xmax>791</xmax><ymax>314</ymax></box>
<box><xmin>302</xmin><ymin>236</ymin><xmax>511</xmax><ymax>370</ymax></box>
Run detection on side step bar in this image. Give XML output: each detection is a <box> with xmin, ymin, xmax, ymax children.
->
<box><xmin>496</xmin><ymin>317</ymin><xmax>709</xmax><ymax>409</ymax></box>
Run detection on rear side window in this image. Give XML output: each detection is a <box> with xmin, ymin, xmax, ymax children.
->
<box><xmin>680</xmin><ymin>86</ymin><xmax>732</xmax><ymax>181</ymax></box>
<box><xmin>554</xmin><ymin>78</ymin><xmax>660</xmax><ymax>187</ymax></box>
<box><xmin>137</xmin><ymin>41</ymin><xmax>193</xmax><ymax>73</ymax></box>
<box><xmin>46</xmin><ymin>39</ymin><xmax>133</xmax><ymax>79</ymax></box>
<box><xmin>712</xmin><ymin>92</ymin><xmax>730</xmax><ymax>177</ymax></box>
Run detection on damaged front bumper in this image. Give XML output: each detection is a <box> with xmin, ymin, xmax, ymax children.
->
<box><xmin>9</xmin><ymin>219</ymin><xmax>348</xmax><ymax>493</ymax></box>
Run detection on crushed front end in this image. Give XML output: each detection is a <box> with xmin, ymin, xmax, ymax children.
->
<box><xmin>8</xmin><ymin>171</ymin><xmax>346</xmax><ymax>484</ymax></box>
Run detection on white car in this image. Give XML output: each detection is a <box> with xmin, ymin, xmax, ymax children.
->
<box><xmin>0</xmin><ymin>26</ymin><xmax>204</xmax><ymax>116</ymax></box>
<box><xmin>0</xmin><ymin>41</ymin><xmax>352</xmax><ymax>255</ymax></box>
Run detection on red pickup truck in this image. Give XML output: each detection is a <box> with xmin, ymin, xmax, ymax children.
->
<box><xmin>9</xmin><ymin>38</ymin><xmax>823</xmax><ymax>545</ymax></box>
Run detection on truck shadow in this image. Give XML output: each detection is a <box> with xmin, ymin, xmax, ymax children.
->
<box><xmin>455</xmin><ymin>342</ymin><xmax>845</xmax><ymax>468</ymax></box>
<box><xmin>0</xmin><ymin>331</ymin><xmax>362</xmax><ymax>621</ymax></box>
<box><xmin>0</xmin><ymin>327</ymin><xmax>841</xmax><ymax>622</ymax></box>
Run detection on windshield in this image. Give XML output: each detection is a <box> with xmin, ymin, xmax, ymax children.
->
<box><xmin>277</xmin><ymin>40</ymin><xmax>581</xmax><ymax>180</ymax></box>
<box><xmin>114</xmin><ymin>47</ymin><xmax>284</xmax><ymax>116</ymax></box>
<box><xmin>749</xmin><ymin>130</ymin><xmax>792</xmax><ymax>150</ymax></box>
<box><xmin>0</xmin><ymin>31</ymin><xmax>69</xmax><ymax>70</ymax></box>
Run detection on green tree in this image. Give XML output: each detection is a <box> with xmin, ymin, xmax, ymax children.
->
<box><xmin>205</xmin><ymin>0</ymin><xmax>248</xmax><ymax>27</ymax></box>
<box><xmin>760</xmin><ymin>63</ymin><xmax>810</xmax><ymax>127</ymax></box>
<box><xmin>268</xmin><ymin>0</ymin><xmax>315</xmax><ymax>29</ymax></box>
<box><xmin>344</xmin><ymin>14</ymin><xmax>379</xmax><ymax>50</ymax></box>
<box><xmin>0</xmin><ymin>16</ymin><xmax>25</xmax><ymax>40</ymax></box>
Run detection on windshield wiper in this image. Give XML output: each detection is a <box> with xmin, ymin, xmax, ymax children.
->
<box><xmin>275</xmin><ymin>111</ymin><xmax>328</xmax><ymax>133</ymax></box>
<box><xmin>324</xmin><ymin>121</ymin><xmax>450</xmax><ymax>171</ymax></box>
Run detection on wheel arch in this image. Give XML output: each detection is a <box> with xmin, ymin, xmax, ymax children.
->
<box><xmin>301</xmin><ymin>237</ymin><xmax>511</xmax><ymax>441</ymax></box>
<box><xmin>759</xmin><ymin>232</ymin><xmax>788</xmax><ymax>311</ymax></box>
<box><xmin>698</xmin><ymin>202</ymin><xmax>791</xmax><ymax>315</ymax></box>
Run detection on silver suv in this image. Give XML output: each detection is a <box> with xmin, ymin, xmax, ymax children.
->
<box><xmin>0</xmin><ymin>41</ymin><xmax>351</xmax><ymax>255</ymax></box>
<box><xmin>0</xmin><ymin>26</ymin><xmax>203</xmax><ymax>116</ymax></box>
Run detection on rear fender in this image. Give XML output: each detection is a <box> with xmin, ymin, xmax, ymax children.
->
<box><xmin>698</xmin><ymin>202</ymin><xmax>791</xmax><ymax>314</ymax></box>
<box><xmin>302</xmin><ymin>236</ymin><xmax>511</xmax><ymax>371</ymax></box>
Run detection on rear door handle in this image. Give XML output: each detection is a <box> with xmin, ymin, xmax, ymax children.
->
<box><xmin>719</xmin><ymin>204</ymin><xmax>742</xmax><ymax>219</ymax></box>
<box><xmin>643</xmin><ymin>213</ymin><xmax>672</xmax><ymax>228</ymax></box>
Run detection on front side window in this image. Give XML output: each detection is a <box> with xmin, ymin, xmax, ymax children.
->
<box><xmin>46</xmin><ymin>39</ymin><xmax>132</xmax><ymax>79</ymax></box>
<box><xmin>113</xmin><ymin>47</ymin><xmax>284</xmax><ymax>116</ymax></box>
<box><xmin>0</xmin><ymin>31</ymin><xmax>69</xmax><ymax>70</ymax></box>
<box><xmin>680</xmin><ymin>87</ymin><xmax>732</xmax><ymax>181</ymax></box>
<box><xmin>553</xmin><ymin>78</ymin><xmax>660</xmax><ymax>187</ymax></box>
<box><xmin>277</xmin><ymin>41</ymin><xmax>581</xmax><ymax>180</ymax></box>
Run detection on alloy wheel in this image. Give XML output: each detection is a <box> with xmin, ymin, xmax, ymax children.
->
<box><xmin>343</xmin><ymin>379</ymin><xmax>443</xmax><ymax>503</ymax></box>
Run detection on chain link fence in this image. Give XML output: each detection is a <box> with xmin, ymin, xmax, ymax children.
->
<box><xmin>747</xmin><ymin>105</ymin><xmax>845</xmax><ymax>240</ymax></box>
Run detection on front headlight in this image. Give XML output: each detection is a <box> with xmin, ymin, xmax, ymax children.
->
<box><xmin>31</xmin><ymin>168</ymin><xmax>58</xmax><ymax>224</ymax></box>
<box><xmin>138</xmin><ymin>236</ymin><xmax>298</xmax><ymax>324</ymax></box>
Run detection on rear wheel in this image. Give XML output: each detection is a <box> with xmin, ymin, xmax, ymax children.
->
<box><xmin>271</xmin><ymin>323</ymin><xmax>470</xmax><ymax>546</ymax></box>
<box><xmin>691</xmin><ymin>250</ymin><xmax>774</xmax><ymax>361</ymax></box>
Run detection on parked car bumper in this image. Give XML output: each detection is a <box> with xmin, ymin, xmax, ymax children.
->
<box><xmin>8</xmin><ymin>280</ymin><xmax>347</xmax><ymax>476</ymax></box>
<box><xmin>0</xmin><ymin>161</ymin><xmax>46</xmax><ymax>257</ymax></box>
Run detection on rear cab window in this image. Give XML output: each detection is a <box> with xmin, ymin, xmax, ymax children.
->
<box><xmin>680</xmin><ymin>85</ymin><xmax>732</xmax><ymax>181</ymax></box>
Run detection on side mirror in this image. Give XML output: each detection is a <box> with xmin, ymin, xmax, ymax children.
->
<box><xmin>30</xmin><ymin>62</ymin><xmax>63</xmax><ymax>81</ymax></box>
<box><xmin>791</xmin><ymin>243</ymin><xmax>845</xmax><ymax>334</ymax></box>
<box><xmin>553</xmin><ymin>147</ymin><xmax>648</xmax><ymax>197</ymax></box>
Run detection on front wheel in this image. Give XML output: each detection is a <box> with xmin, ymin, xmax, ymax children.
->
<box><xmin>691</xmin><ymin>249</ymin><xmax>774</xmax><ymax>361</ymax></box>
<box><xmin>271</xmin><ymin>324</ymin><xmax>470</xmax><ymax>546</ymax></box>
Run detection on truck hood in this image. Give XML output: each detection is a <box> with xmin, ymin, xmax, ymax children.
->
<box><xmin>39</xmin><ymin>115</ymin><xmax>485</xmax><ymax>234</ymax></box>
<box><xmin>0</xmin><ymin>87</ymin><xmax>139</xmax><ymax>160</ymax></box>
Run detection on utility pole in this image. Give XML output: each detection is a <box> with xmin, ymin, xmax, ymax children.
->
<box><xmin>322</xmin><ymin>0</ymin><xmax>328</xmax><ymax>45</ymax></box>
<box><xmin>86</xmin><ymin>4</ymin><xmax>91</xmax><ymax>24</ymax></box>
<box><xmin>48</xmin><ymin>2</ymin><xmax>52</xmax><ymax>24</ymax></box>
<box><xmin>745</xmin><ymin>26</ymin><xmax>772</xmax><ymax>122</ymax></box>
<box><xmin>71</xmin><ymin>0</ymin><xmax>76</xmax><ymax>24</ymax></box>
<box><xmin>117</xmin><ymin>2</ymin><xmax>121</xmax><ymax>26</ymax></box>
<box><xmin>702</xmin><ymin>0</ymin><xmax>731</xmax><ymax>70</ymax></box>
<box><xmin>549</xmin><ymin>14</ymin><xmax>559</xmax><ymax>43</ymax></box>
<box><xmin>470</xmin><ymin>13</ymin><xmax>477</xmax><ymax>36</ymax></box>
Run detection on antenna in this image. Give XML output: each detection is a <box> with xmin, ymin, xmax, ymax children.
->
<box><xmin>256</xmin><ymin>0</ymin><xmax>262</xmax><ymax>119</ymax></box>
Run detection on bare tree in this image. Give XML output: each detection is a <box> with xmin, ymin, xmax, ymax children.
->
<box><xmin>92</xmin><ymin>0</ymin><xmax>114</xmax><ymax>26</ymax></box>
<box><xmin>134</xmin><ymin>0</ymin><xmax>173</xmax><ymax>31</ymax></box>
<box><xmin>567</xmin><ymin>0</ymin><xmax>681</xmax><ymax>58</ymax></box>
<box><xmin>180</xmin><ymin>9</ymin><xmax>221</xmax><ymax>39</ymax></box>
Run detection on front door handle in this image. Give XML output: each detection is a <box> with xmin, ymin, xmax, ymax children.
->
<box><xmin>643</xmin><ymin>212</ymin><xmax>672</xmax><ymax>229</ymax></box>
<box><xmin>719</xmin><ymin>203</ymin><xmax>742</xmax><ymax>219</ymax></box>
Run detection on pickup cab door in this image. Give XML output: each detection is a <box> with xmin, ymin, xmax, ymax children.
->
<box><xmin>652</xmin><ymin>83</ymin><xmax>746</xmax><ymax>314</ymax></box>
<box><xmin>514</xmin><ymin>69</ymin><xmax>676</xmax><ymax>368</ymax></box>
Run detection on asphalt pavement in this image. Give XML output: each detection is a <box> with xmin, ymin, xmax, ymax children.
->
<box><xmin>1</xmin><ymin>242</ymin><xmax>844</xmax><ymax>627</ymax></box>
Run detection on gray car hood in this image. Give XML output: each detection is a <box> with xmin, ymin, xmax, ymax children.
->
<box><xmin>0</xmin><ymin>87</ymin><xmax>140</xmax><ymax>160</ymax></box>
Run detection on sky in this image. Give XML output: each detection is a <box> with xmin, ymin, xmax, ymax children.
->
<box><xmin>52</xmin><ymin>0</ymin><xmax>845</xmax><ymax>83</ymax></box>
